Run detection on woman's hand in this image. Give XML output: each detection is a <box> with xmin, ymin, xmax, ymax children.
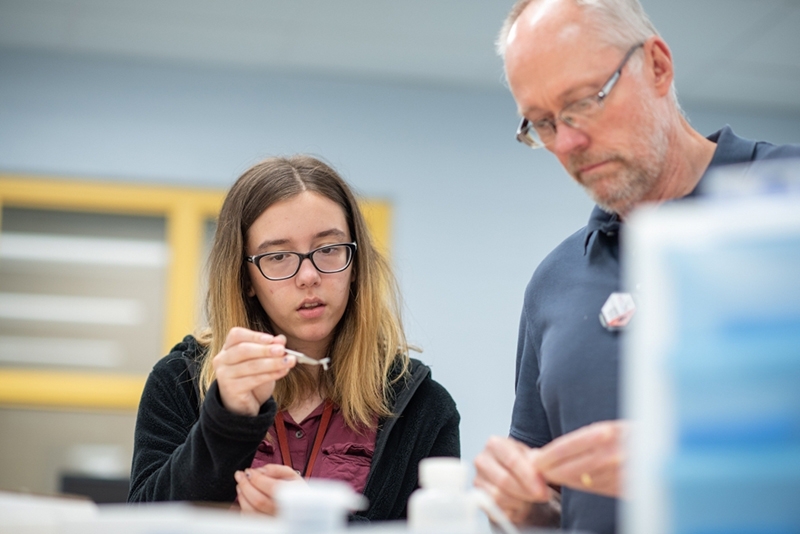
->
<box><xmin>212</xmin><ymin>327</ymin><xmax>296</xmax><ymax>416</ymax></box>
<box><xmin>235</xmin><ymin>464</ymin><xmax>303</xmax><ymax>515</ymax></box>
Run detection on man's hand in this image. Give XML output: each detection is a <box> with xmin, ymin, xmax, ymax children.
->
<box><xmin>534</xmin><ymin>420</ymin><xmax>627</xmax><ymax>498</ymax></box>
<box><xmin>473</xmin><ymin>436</ymin><xmax>560</xmax><ymax>527</ymax></box>
<box><xmin>235</xmin><ymin>464</ymin><xmax>303</xmax><ymax>515</ymax></box>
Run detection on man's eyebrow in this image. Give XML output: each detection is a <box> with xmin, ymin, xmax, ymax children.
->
<box><xmin>519</xmin><ymin>82</ymin><xmax>601</xmax><ymax>118</ymax></box>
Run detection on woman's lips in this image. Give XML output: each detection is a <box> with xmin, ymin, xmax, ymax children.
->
<box><xmin>297</xmin><ymin>301</ymin><xmax>325</xmax><ymax>319</ymax></box>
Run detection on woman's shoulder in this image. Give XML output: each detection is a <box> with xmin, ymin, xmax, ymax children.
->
<box><xmin>392</xmin><ymin>357</ymin><xmax>457</xmax><ymax>409</ymax></box>
<box><xmin>148</xmin><ymin>335</ymin><xmax>207</xmax><ymax>392</ymax></box>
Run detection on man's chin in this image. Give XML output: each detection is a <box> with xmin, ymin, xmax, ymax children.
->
<box><xmin>585</xmin><ymin>186</ymin><xmax>635</xmax><ymax>216</ymax></box>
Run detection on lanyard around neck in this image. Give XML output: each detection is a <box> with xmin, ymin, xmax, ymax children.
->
<box><xmin>273</xmin><ymin>399</ymin><xmax>334</xmax><ymax>479</ymax></box>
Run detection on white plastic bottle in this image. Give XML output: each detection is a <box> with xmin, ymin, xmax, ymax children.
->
<box><xmin>275</xmin><ymin>479</ymin><xmax>368</xmax><ymax>533</ymax></box>
<box><xmin>408</xmin><ymin>457</ymin><xmax>479</xmax><ymax>534</ymax></box>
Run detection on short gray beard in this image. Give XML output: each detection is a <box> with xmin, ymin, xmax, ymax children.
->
<box><xmin>573</xmin><ymin>111</ymin><xmax>669</xmax><ymax>216</ymax></box>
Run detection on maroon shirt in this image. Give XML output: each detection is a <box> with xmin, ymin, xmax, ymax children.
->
<box><xmin>250</xmin><ymin>401</ymin><xmax>377</xmax><ymax>494</ymax></box>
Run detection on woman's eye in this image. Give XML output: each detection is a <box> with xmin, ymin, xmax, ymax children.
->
<box><xmin>266</xmin><ymin>253</ymin><xmax>287</xmax><ymax>262</ymax></box>
<box><xmin>317</xmin><ymin>246</ymin><xmax>336</xmax><ymax>255</ymax></box>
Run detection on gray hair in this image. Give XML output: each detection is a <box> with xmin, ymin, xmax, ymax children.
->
<box><xmin>496</xmin><ymin>0</ymin><xmax>659</xmax><ymax>56</ymax></box>
<box><xmin>496</xmin><ymin>0</ymin><xmax>681</xmax><ymax>108</ymax></box>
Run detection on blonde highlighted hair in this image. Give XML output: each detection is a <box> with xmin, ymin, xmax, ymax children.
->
<box><xmin>197</xmin><ymin>155</ymin><xmax>409</xmax><ymax>430</ymax></box>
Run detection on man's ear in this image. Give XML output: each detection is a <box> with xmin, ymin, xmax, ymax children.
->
<box><xmin>646</xmin><ymin>36</ymin><xmax>674</xmax><ymax>97</ymax></box>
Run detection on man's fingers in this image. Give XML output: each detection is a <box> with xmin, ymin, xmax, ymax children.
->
<box><xmin>536</xmin><ymin>421</ymin><xmax>620</xmax><ymax>471</ymax></box>
<box><xmin>544</xmin><ymin>459</ymin><xmax>621</xmax><ymax>497</ymax></box>
<box><xmin>474</xmin><ymin>444</ymin><xmax>531</xmax><ymax>502</ymax></box>
<box><xmin>540</xmin><ymin>445</ymin><xmax>621</xmax><ymax>483</ymax></box>
<box><xmin>533</xmin><ymin>421</ymin><xmax>626</xmax><ymax>498</ymax></box>
<box><xmin>475</xmin><ymin>436</ymin><xmax>549</xmax><ymax>502</ymax></box>
<box><xmin>489</xmin><ymin>437</ymin><xmax>550</xmax><ymax>500</ymax></box>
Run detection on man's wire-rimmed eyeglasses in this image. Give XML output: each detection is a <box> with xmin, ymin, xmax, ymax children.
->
<box><xmin>246</xmin><ymin>242</ymin><xmax>357</xmax><ymax>281</ymax></box>
<box><xmin>516</xmin><ymin>42</ymin><xmax>645</xmax><ymax>149</ymax></box>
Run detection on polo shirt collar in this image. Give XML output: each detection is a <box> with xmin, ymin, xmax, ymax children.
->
<box><xmin>583</xmin><ymin>206</ymin><xmax>619</xmax><ymax>252</ymax></box>
<box><xmin>688</xmin><ymin>125</ymin><xmax>757</xmax><ymax>198</ymax></box>
<box><xmin>582</xmin><ymin>125</ymin><xmax>754</xmax><ymax>253</ymax></box>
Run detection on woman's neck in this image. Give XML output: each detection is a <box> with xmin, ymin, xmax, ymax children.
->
<box><xmin>286</xmin><ymin>336</ymin><xmax>331</xmax><ymax>361</ymax></box>
<box><xmin>286</xmin><ymin>389</ymin><xmax>324</xmax><ymax>423</ymax></box>
<box><xmin>282</xmin><ymin>337</ymin><xmax>331</xmax><ymax>422</ymax></box>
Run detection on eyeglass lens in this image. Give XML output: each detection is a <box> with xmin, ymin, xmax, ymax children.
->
<box><xmin>257</xmin><ymin>244</ymin><xmax>352</xmax><ymax>279</ymax></box>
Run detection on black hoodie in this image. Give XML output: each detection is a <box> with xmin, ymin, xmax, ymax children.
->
<box><xmin>128</xmin><ymin>336</ymin><xmax>460</xmax><ymax>521</ymax></box>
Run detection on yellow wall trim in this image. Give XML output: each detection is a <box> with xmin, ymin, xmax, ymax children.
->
<box><xmin>0</xmin><ymin>370</ymin><xmax>146</xmax><ymax>410</ymax></box>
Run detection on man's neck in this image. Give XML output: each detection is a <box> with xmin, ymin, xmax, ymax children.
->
<box><xmin>639</xmin><ymin>115</ymin><xmax>717</xmax><ymax>208</ymax></box>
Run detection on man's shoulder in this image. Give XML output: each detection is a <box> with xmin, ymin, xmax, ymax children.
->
<box><xmin>708</xmin><ymin>126</ymin><xmax>800</xmax><ymax>167</ymax></box>
<box><xmin>525</xmin><ymin>226</ymin><xmax>589</xmax><ymax>294</ymax></box>
<box><xmin>753</xmin><ymin>139</ymin><xmax>800</xmax><ymax>161</ymax></box>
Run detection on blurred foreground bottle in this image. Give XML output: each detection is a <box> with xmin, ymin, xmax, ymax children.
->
<box><xmin>622</xmin><ymin>159</ymin><xmax>800</xmax><ymax>534</ymax></box>
<box><xmin>408</xmin><ymin>458</ymin><xmax>479</xmax><ymax>534</ymax></box>
<box><xmin>275</xmin><ymin>479</ymin><xmax>367</xmax><ymax>533</ymax></box>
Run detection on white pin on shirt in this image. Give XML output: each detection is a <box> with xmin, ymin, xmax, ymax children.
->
<box><xmin>599</xmin><ymin>292</ymin><xmax>636</xmax><ymax>330</ymax></box>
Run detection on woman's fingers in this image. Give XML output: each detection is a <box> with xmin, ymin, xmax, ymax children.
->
<box><xmin>215</xmin><ymin>348</ymin><xmax>295</xmax><ymax>380</ymax></box>
<box><xmin>213</xmin><ymin>329</ymin><xmax>296</xmax><ymax>415</ymax></box>
<box><xmin>235</xmin><ymin>467</ymin><xmax>303</xmax><ymax>516</ymax></box>
<box><xmin>235</xmin><ymin>470</ymin><xmax>277</xmax><ymax>515</ymax></box>
<box><xmin>222</xmin><ymin>327</ymin><xmax>274</xmax><ymax>351</ymax></box>
<box><xmin>256</xmin><ymin>464</ymin><xmax>303</xmax><ymax>481</ymax></box>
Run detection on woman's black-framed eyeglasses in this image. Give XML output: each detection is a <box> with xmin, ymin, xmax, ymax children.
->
<box><xmin>246</xmin><ymin>242</ymin><xmax>357</xmax><ymax>281</ymax></box>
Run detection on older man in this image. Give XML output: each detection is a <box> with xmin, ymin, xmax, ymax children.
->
<box><xmin>474</xmin><ymin>0</ymin><xmax>800</xmax><ymax>533</ymax></box>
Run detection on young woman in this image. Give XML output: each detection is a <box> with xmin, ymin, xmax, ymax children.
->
<box><xmin>128</xmin><ymin>155</ymin><xmax>460</xmax><ymax>521</ymax></box>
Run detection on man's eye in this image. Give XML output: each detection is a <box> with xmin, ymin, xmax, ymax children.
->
<box><xmin>532</xmin><ymin>119</ymin><xmax>555</xmax><ymax>132</ymax></box>
<box><xmin>569</xmin><ymin>98</ymin><xmax>595</xmax><ymax>113</ymax></box>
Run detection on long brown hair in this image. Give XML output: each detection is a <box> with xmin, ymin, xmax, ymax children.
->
<box><xmin>197</xmin><ymin>155</ymin><xmax>408</xmax><ymax>429</ymax></box>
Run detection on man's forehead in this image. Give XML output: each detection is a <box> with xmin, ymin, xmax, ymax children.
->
<box><xmin>504</xmin><ymin>0</ymin><xmax>612</xmax><ymax>113</ymax></box>
<box><xmin>506</xmin><ymin>0</ymin><xmax>585</xmax><ymax>52</ymax></box>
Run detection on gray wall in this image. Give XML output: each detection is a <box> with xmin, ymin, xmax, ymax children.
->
<box><xmin>1</xmin><ymin>48</ymin><xmax>799</xmax><ymax>492</ymax></box>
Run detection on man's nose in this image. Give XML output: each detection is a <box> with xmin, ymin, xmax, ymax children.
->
<box><xmin>549</xmin><ymin>123</ymin><xmax>590</xmax><ymax>156</ymax></box>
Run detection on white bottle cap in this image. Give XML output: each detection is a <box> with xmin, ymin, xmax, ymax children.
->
<box><xmin>419</xmin><ymin>457</ymin><xmax>466</xmax><ymax>490</ymax></box>
<box><xmin>275</xmin><ymin>479</ymin><xmax>368</xmax><ymax>533</ymax></box>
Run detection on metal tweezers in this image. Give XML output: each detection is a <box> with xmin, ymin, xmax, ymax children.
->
<box><xmin>284</xmin><ymin>348</ymin><xmax>330</xmax><ymax>371</ymax></box>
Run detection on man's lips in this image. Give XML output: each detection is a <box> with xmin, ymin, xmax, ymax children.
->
<box><xmin>577</xmin><ymin>160</ymin><xmax>610</xmax><ymax>175</ymax></box>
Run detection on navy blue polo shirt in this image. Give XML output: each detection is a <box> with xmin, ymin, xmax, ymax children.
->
<box><xmin>509</xmin><ymin>126</ymin><xmax>800</xmax><ymax>534</ymax></box>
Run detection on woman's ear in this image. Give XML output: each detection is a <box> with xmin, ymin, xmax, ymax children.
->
<box><xmin>246</xmin><ymin>278</ymin><xmax>256</xmax><ymax>298</ymax></box>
